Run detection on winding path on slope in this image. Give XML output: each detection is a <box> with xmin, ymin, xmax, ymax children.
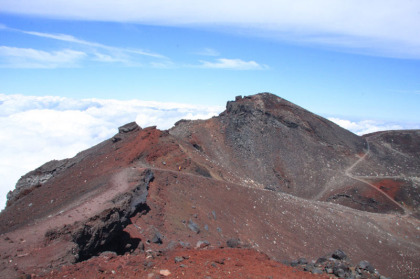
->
<box><xmin>344</xmin><ymin>139</ymin><xmax>408</xmax><ymax>214</ymax></box>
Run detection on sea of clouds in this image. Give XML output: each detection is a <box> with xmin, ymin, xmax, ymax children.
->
<box><xmin>1</xmin><ymin>94</ymin><xmax>418</xmax><ymax>210</ymax></box>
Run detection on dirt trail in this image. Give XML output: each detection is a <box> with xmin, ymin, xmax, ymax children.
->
<box><xmin>0</xmin><ymin>167</ymin><xmax>147</xmax><ymax>277</ymax></box>
<box><xmin>344</xmin><ymin>140</ymin><xmax>408</xmax><ymax>214</ymax></box>
<box><xmin>314</xmin><ymin>139</ymin><xmax>408</xmax><ymax>214</ymax></box>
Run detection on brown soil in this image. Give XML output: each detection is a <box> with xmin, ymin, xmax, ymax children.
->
<box><xmin>37</xmin><ymin>248</ymin><xmax>330</xmax><ymax>279</ymax></box>
<box><xmin>371</xmin><ymin>179</ymin><xmax>403</xmax><ymax>200</ymax></box>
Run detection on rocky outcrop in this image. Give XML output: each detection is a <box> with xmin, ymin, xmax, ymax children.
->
<box><xmin>118</xmin><ymin>122</ymin><xmax>140</xmax><ymax>134</ymax></box>
<box><xmin>74</xmin><ymin>169</ymin><xmax>152</xmax><ymax>261</ymax></box>
<box><xmin>7</xmin><ymin>159</ymin><xmax>72</xmax><ymax>206</ymax></box>
<box><xmin>44</xmin><ymin>169</ymin><xmax>153</xmax><ymax>263</ymax></box>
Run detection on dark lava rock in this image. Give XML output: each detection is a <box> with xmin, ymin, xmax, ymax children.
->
<box><xmin>6</xmin><ymin>159</ymin><xmax>69</xmax><ymax>207</ymax></box>
<box><xmin>303</xmin><ymin>264</ymin><xmax>313</xmax><ymax>271</ymax></box>
<box><xmin>71</xmin><ymin>169</ymin><xmax>153</xmax><ymax>262</ymax></box>
<box><xmin>290</xmin><ymin>260</ymin><xmax>299</xmax><ymax>267</ymax></box>
<box><xmin>289</xmin><ymin>250</ymin><xmax>387</xmax><ymax>279</ymax></box>
<box><xmin>211</xmin><ymin>210</ymin><xmax>217</xmax><ymax>220</ymax></box>
<box><xmin>315</xmin><ymin>257</ymin><xmax>327</xmax><ymax>266</ymax></box>
<box><xmin>358</xmin><ymin>260</ymin><xmax>375</xmax><ymax>273</ymax></box>
<box><xmin>226</xmin><ymin>238</ymin><xmax>241</xmax><ymax>248</ymax></box>
<box><xmin>111</xmin><ymin>136</ymin><xmax>121</xmax><ymax>143</ymax></box>
<box><xmin>332</xmin><ymin>249</ymin><xmax>347</xmax><ymax>260</ymax></box>
<box><xmin>298</xmin><ymin>258</ymin><xmax>308</xmax><ymax>264</ymax></box>
<box><xmin>151</xmin><ymin>231</ymin><xmax>163</xmax><ymax>244</ymax></box>
<box><xmin>325</xmin><ymin>268</ymin><xmax>333</xmax><ymax>274</ymax></box>
<box><xmin>333</xmin><ymin>266</ymin><xmax>346</xmax><ymax>278</ymax></box>
<box><xmin>311</xmin><ymin>268</ymin><xmax>323</xmax><ymax>275</ymax></box>
<box><xmin>118</xmin><ymin>122</ymin><xmax>139</xmax><ymax>133</ymax></box>
<box><xmin>187</xmin><ymin>219</ymin><xmax>200</xmax><ymax>234</ymax></box>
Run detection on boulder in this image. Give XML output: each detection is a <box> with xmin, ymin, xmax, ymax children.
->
<box><xmin>226</xmin><ymin>238</ymin><xmax>241</xmax><ymax>248</ymax></box>
<box><xmin>187</xmin><ymin>219</ymin><xmax>200</xmax><ymax>234</ymax></box>
<box><xmin>118</xmin><ymin>122</ymin><xmax>139</xmax><ymax>133</ymax></box>
<box><xmin>332</xmin><ymin>249</ymin><xmax>347</xmax><ymax>260</ymax></box>
<box><xmin>358</xmin><ymin>260</ymin><xmax>375</xmax><ymax>273</ymax></box>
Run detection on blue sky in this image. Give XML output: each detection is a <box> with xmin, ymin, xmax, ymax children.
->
<box><xmin>1</xmin><ymin>3</ymin><xmax>420</xmax><ymax>120</ymax></box>
<box><xmin>0</xmin><ymin>0</ymin><xmax>420</xmax><ymax>209</ymax></box>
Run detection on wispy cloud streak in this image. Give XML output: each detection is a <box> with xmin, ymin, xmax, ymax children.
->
<box><xmin>1</xmin><ymin>0</ymin><xmax>419</xmax><ymax>58</ymax></box>
<box><xmin>198</xmin><ymin>58</ymin><xmax>268</xmax><ymax>70</ymax></box>
<box><xmin>2</xmin><ymin>26</ymin><xmax>266</xmax><ymax>69</ymax></box>
<box><xmin>0</xmin><ymin>46</ymin><xmax>86</xmax><ymax>68</ymax></box>
<box><xmin>22</xmin><ymin>30</ymin><xmax>165</xmax><ymax>58</ymax></box>
<box><xmin>0</xmin><ymin>25</ymin><xmax>169</xmax><ymax>68</ymax></box>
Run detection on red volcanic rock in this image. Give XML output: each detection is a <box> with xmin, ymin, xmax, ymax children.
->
<box><xmin>36</xmin><ymin>248</ymin><xmax>332</xmax><ymax>279</ymax></box>
<box><xmin>0</xmin><ymin>93</ymin><xmax>419</xmax><ymax>279</ymax></box>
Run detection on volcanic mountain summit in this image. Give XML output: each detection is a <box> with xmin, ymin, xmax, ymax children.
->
<box><xmin>1</xmin><ymin>93</ymin><xmax>419</xmax><ymax>278</ymax></box>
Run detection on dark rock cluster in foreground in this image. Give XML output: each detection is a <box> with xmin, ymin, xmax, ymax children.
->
<box><xmin>289</xmin><ymin>249</ymin><xmax>390</xmax><ymax>279</ymax></box>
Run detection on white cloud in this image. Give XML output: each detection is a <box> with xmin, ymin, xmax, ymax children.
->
<box><xmin>1</xmin><ymin>0</ymin><xmax>420</xmax><ymax>58</ymax></box>
<box><xmin>328</xmin><ymin>117</ymin><xmax>420</xmax><ymax>135</ymax></box>
<box><xmin>198</xmin><ymin>58</ymin><xmax>268</xmax><ymax>70</ymax></box>
<box><xmin>93</xmin><ymin>52</ymin><xmax>126</xmax><ymax>63</ymax></box>
<box><xmin>21</xmin><ymin>29</ymin><xmax>165</xmax><ymax>59</ymax></box>
<box><xmin>1</xmin><ymin>26</ymin><xmax>168</xmax><ymax>68</ymax></box>
<box><xmin>0</xmin><ymin>46</ymin><xmax>86</xmax><ymax>68</ymax></box>
<box><xmin>4</xmin><ymin>26</ymin><xmax>266</xmax><ymax>70</ymax></box>
<box><xmin>0</xmin><ymin>94</ymin><xmax>223</xmax><ymax>210</ymax></box>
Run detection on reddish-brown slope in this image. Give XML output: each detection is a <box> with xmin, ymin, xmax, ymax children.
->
<box><xmin>140</xmin><ymin>169</ymin><xmax>419</xmax><ymax>278</ymax></box>
<box><xmin>1</xmin><ymin>125</ymin><xmax>165</xmax><ymax>232</ymax></box>
<box><xmin>37</xmin><ymin>248</ymin><xmax>331</xmax><ymax>279</ymax></box>
<box><xmin>1</xmin><ymin>93</ymin><xmax>419</xmax><ymax>279</ymax></box>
